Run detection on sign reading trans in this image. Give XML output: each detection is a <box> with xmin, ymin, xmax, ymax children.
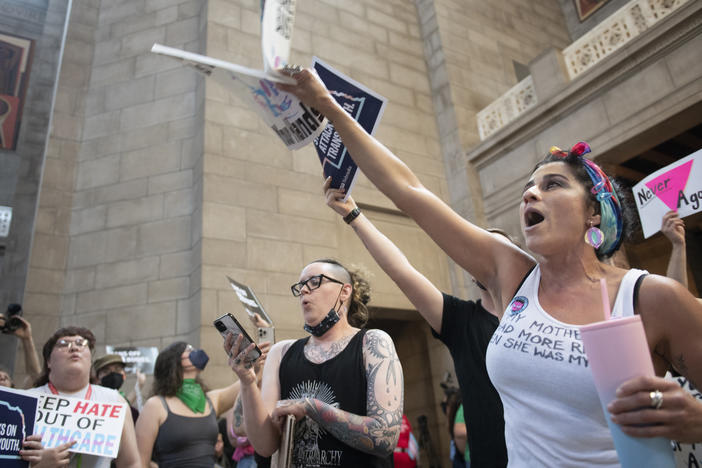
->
<box><xmin>313</xmin><ymin>57</ymin><xmax>387</xmax><ymax>200</ymax></box>
<box><xmin>0</xmin><ymin>387</ymin><xmax>37</xmax><ymax>468</ymax></box>
<box><xmin>227</xmin><ymin>276</ymin><xmax>274</xmax><ymax>327</ymax></box>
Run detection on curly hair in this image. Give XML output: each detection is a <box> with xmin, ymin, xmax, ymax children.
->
<box><xmin>34</xmin><ymin>326</ymin><xmax>96</xmax><ymax>387</ymax></box>
<box><xmin>152</xmin><ymin>341</ymin><xmax>207</xmax><ymax>397</ymax></box>
<box><xmin>310</xmin><ymin>259</ymin><xmax>371</xmax><ymax>328</ymax></box>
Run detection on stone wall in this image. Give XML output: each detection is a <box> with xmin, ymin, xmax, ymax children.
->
<box><xmin>0</xmin><ymin>0</ymin><xmax>70</xmax><ymax>374</ymax></box>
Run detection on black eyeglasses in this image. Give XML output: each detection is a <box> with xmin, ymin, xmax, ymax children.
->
<box><xmin>291</xmin><ymin>274</ymin><xmax>344</xmax><ymax>297</ymax></box>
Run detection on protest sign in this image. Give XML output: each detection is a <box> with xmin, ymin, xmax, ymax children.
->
<box><xmin>312</xmin><ymin>57</ymin><xmax>387</xmax><ymax>200</ymax></box>
<box><xmin>0</xmin><ymin>388</ymin><xmax>37</xmax><ymax>468</ymax></box>
<box><xmin>104</xmin><ymin>346</ymin><xmax>159</xmax><ymax>375</ymax></box>
<box><xmin>33</xmin><ymin>392</ymin><xmax>126</xmax><ymax>459</ymax></box>
<box><xmin>632</xmin><ymin>149</ymin><xmax>701</xmax><ymax>238</ymax></box>
<box><xmin>227</xmin><ymin>276</ymin><xmax>273</xmax><ymax>327</ymax></box>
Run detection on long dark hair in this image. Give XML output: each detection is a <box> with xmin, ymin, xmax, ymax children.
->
<box><xmin>152</xmin><ymin>341</ymin><xmax>207</xmax><ymax>397</ymax></box>
<box><xmin>34</xmin><ymin>327</ymin><xmax>96</xmax><ymax>387</ymax></box>
<box><xmin>310</xmin><ymin>259</ymin><xmax>371</xmax><ymax>328</ymax></box>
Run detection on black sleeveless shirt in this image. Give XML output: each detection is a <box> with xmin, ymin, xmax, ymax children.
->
<box><xmin>152</xmin><ymin>396</ymin><xmax>218</xmax><ymax>467</ymax></box>
<box><xmin>279</xmin><ymin>329</ymin><xmax>393</xmax><ymax>468</ymax></box>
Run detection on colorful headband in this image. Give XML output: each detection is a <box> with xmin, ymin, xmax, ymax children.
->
<box><xmin>549</xmin><ymin>142</ymin><xmax>623</xmax><ymax>256</ymax></box>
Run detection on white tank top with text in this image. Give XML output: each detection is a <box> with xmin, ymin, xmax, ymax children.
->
<box><xmin>486</xmin><ymin>266</ymin><xmax>647</xmax><ymax>467</ymax></box>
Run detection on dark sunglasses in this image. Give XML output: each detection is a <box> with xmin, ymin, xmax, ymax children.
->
<box><xmin>291</xmin><ymin>274</ymin><xmax>344</xmax><ymax>297</ymax></box>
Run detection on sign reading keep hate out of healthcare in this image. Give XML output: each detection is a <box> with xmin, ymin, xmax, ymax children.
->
<box><xmin>33</xmin><ymin>393</ymin><xmax>126</xmax><ymax>459</ymax></box>
<box><xmin>632</xmin><ymin>149</ymin><xmax>702</xmax><ymax>238</ymax></box>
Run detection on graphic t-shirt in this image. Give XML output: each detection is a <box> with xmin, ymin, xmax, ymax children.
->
<box><xmin>279</xmin><ymin>329</ymin><xmax>392</xmax><ymax>468</ymax></box>
<box><xmin>667</xmin><ymin>371</ymin><xmax>702</xmax><ymax>467</ymax></box>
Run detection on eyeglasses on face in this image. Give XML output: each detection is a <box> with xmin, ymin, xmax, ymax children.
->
<box><xmin>55</xmin><ymin>337</ymin><xmax>90</xmax><ymax>351</ymax></box>
<box><xmin>291</xmin><ymin>274</ymin><xmax>344</xmax><ymax>297</ymax></box>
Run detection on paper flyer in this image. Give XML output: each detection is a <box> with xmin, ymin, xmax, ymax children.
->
<box><xmin>632</xmin><ymin>149</ymin><xmax>701</xmax><ymax>238</ymax></box>
<box><xmin>261</xmin><ymin>0</ymin><xmax>296</xmax><ymax>76</ymax></box>
<box><xmin>227</xmin><ymin>276</ymin><xmax>274</xmax><ymax>327</ymax></box>
<box><xmin>150</xmin><ymin>44</ymin><xmax>326</xmax><ymax>150</ymax></box>
<box><xmin>312</xmin><ymin>57</ymin><xmax>388</xmax><ymax>199</ymax></box>
<box><xmin>104</xmin><ymin>346</ymin><xmax>159</xmax><ymax>375</ymax></box>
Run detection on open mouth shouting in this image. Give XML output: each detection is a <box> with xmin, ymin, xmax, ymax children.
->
<box><xmin>524</xmin><ymin>208</ymin><xmax>545</xmax><ymax>229</ymax></box>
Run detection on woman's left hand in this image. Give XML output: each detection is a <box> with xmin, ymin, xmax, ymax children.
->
<box><xmin>271</xmin><ymin>398</ymin><xmax>310</xmax><ymax>429</ymax></box>
<box><xmin>608</xmin><ymin>375</ymin><xmax>702</xmax><ymax>443</ymax></box>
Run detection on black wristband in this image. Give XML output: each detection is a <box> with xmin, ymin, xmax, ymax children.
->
<box><xmin>343</xmin><ymin>207</ymin><xmax>361</xmax><ymax>224</ymax></box>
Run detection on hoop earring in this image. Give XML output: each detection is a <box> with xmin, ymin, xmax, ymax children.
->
<box><xmin>585</xmin><ymin>220</ymin><xmax>604</xmax><ymax>249</ymax></box>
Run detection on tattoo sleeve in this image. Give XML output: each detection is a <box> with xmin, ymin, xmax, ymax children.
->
<box><xmin>233</xmin><ymin>395</ymin><xmax>244</xmax><ymax>431</ymax></box>
<box><xmin>303</xmin><ymin>330</ymin><xmax>404</xmax><ymax>457</ymax></box>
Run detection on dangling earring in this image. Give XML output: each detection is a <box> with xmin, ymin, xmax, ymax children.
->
<box><xmin>584</xmin><ymin>220</ymin><xmax>604</xmax><ymax>249</ymax></box>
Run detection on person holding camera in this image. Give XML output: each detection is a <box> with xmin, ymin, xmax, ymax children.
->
<box><xmin>0</xmin><ymin>304</ymin><xmax>41</xmax><ymax>389</ymax></box>
<box><xmin>226</xmin><ymin>258</ymin><xmax>404</xmax><ymax>468</ymax></box>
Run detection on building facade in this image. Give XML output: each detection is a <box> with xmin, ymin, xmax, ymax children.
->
<box><xmin>2</xmin><ymin>0</ymin><xmax>700</xmax><ymax>465</ymax></box>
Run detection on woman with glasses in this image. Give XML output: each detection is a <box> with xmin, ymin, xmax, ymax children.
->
<box><xmin>20</xmin><ymin>326</ymin><xmax>141</xmax><ymax>468</ymax></box>
<box><xmin>135</xmin><ymin>340</ymin><xmax>268</xmax><ymax>467</ymax></box>
<box><xmin>226</xmin><ymin>259</ymin><xmax>404</xmax><ymax>468</ymax></box>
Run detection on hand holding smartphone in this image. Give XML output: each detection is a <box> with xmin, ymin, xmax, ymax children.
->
<box><xmin>214</xmin><ymin>313</ymin><xmax>262</xmax><ymax>364</ymax></box>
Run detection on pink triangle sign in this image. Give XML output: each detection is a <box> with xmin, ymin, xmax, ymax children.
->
<box><xmin>645</xmin><ymin>160</ymin><xmax>693</xmax><ymax>210</ymax></box>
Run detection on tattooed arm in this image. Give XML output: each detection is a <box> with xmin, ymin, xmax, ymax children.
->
<box><xmin>273</xmin><ymin>329</ymin><xmax>404</xmax><ymax>457</ymax></box>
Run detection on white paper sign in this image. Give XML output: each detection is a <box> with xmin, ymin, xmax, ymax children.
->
<box><xmin>33</xmin><ymin>393</ymin><xmax>126</xmax><ymax>459</ymax></box>
<box><xmin>632</xmin><ymin>149</ymin><xmax>702</xmax><ymax>238</ymax></box>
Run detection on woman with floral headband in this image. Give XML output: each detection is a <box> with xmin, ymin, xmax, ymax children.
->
<box><xmin>277</xmin><ymin>69</ymin><xmax>702</xmax><ymax>466</ymax></box>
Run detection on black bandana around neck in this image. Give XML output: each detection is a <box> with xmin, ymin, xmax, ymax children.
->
<box><xmin>304</xmin><ymin>309</ymin><xmax>340</xmax><ymax>337</ymax></box>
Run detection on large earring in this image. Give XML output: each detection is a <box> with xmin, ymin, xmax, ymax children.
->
<box><xmin>585</xmin><ymin>220</ymin><xmax>604</xmax><ymax>249</ymax></box>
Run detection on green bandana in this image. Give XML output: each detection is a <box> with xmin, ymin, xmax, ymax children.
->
<box><xmin>176</xmin><ymin>378</ymin><xmax>206</xmax><ymax>413</ymax></box>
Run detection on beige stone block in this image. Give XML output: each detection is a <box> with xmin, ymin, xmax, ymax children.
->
<box><xmin>70</xmin><ymin>205</ymin><xmax>107</xmax><ymax>235</ymax></box>
<box><xmin>138</xmin><ymin>216</ymin><xmax>192</xmax><ymax>255</ymax></box>
<box><xmin>76</xmin><ymin>283</ymin><xmax>147</xmax><ymax>313</ymax></box>
<box><xmin>107</xmin><ymin>195</ymin><xmax>164</xmax><ymax>228</ymax></box>
<box><xmin>240</xmin><ymin>8</ymin><xmax>260</xmax><ymax>35</ymax></box>
<box><xmin>388</xmin><ymin>30</ymin><xmax>424</xmax><ymax>56</ymax></box>
<box><xmin>314</xmin><ymin>40</ymin><xmax>389</xmax><ymax>80</ymax></box>
<box><xmin>376</xmin><ymin>43</ymin><xmax>426</xmax><ymax>73</ymax></box>
<box><xmin>337</xmin><ymin>11</ymin><xmax>388</xmax><ymax>43</ymax></box>
<box><xmin>247</xmin><ymin>210</ymin><xmax>337</xmax><ymax>247</ymax></box>
<box><xmin>73</xmin><ymin>179</ymin><xmax>149</xmax><ymax>210</ymax></box>
<box><xmin>89</xmin><ymin>58</ymin><xmax>135</xmax><ymax>88</ymax></box>
<box><xmin>203</xmin><ymin>174</ymin><xmax>277</xmax><ymax>211</ymax></box>
<box><xmin>389</xmin><ymin>62</ymin><xmax>431</xmax><ymax>92</ymax></box>
<box><xmin>76</xmin><ymin>155</ymin><xmax>120</xmax><ymax>190</ymax></box>
<box><xmin>120</xmin><ymin>93</ymin><xmax>196</xmax><ymax>130</ymax></box>
<box><xmin>29</xmin><ymin>233</ymin><xmax>69</xmax><ymax>270</ymax></box>
<box><xmin>321</xmin><ymin>0</ymin><xmax>364</xmax><ymax>16</ymax></box>
<box><xmin>164</xmin><ymin>189</ymin><xmax>194</xmax><ymax>217</ymax></box>
<box><xmin>297</xmin><ymin>0</ymin><xmax>339</xmax><ymax>21</ymax></box>
<box><xmin>25</xmin><ymin>268</ymin><xmax>65</xmax><ymax>294</ymax></box>
<box><xmin>22</xmin><ymin>293</ymin><xmax>62</xmax><ymax>316</ymax></box>
<box><xmin>160</xmin><ymin>250</ymin><xmax>194</xmax><ymax>278</ymax></box>
<box><xmin>168</xmin><ymin>116</ymin><xmax>200</xmax><ymax>141</ymax></box>
<box><xmin>95</xmin><ymin>257</ymin><xmax>160</xmax><ymax>289</ymax></box>
<box><xmin>366</xmin><ymin>7</ymin><xmax>408</xmax><ymax>34</ymax></box>
<box><xmin>104</xmin><ymin>75</ymin><xmax>156</xmax><ymax>111</ymax></box>
<box><xmin>246</xmin><ymin>238</ymin><xmax>303</xmax><ymax>273</ymax></box>
<box><xmin>201</xmin><ymin>239</ymin><xmax>246</xmax><ymax>267</ymax></box>
<box><xmin>149</xmin><ymin>170</ymin><xmax>193</xmax><ymax>195</ymax></box>
<box><xmin>206</xmin><ymin>101</ymin><xmax>259</xmax><ymax>130</ymax></box>
<box><xmin>148</xmin><ymin>276</ymin><xmax>190</xmax><ymax>303</ymax></box>
<box><xmin>202</xmin><ymin>202</ymin><xmax>246</xmax><ymax>241</ymax></box>
<box><xmin>105</xmin><ymin>302</ymin><xmax>176</xmax><ymax>342</ymax></box>
<box><xmin>64</xmin><ymin>267</ymin><xmax>97</xmax><ymax>293</ymax></box>
<box><xmin>121</xmin><ymin>27</ymin><xmax>166</xmax><ymax>58</ymax></box>
<box><xmin>42</xmin><ymin>158</ymin><xmax>75</xmax><ymax>192</ymax></box>
<box><xmin>83</xmin><ymin>110</ymin><xmax>122</xmax><ymax>140</ymax></box>
<box><xmin>154</xmin><ymin>67</ymin><xmax>199</xmax><ymax>100</ymax></box>
<box><xmin>277</xmin><ymin>188</ymin><xmax>336</xmax><ymax>222</ymax></box>
<box><xmin>666</xmin><ymin>32</ymin><xmax>702</xmax><ymax>88</ymax></box>
<box><xmin>225</xmin><ymin>30</ymin><xmax>263</xmax><ymax>63</ymax></box>
<box><xmin>166</xmin><ymin>16</ymin><xmax>199</xmax><ymax>44</ymax></box>
<box><xmin>221</xmin><ymin>128</ymin><xmax>294</xmax><ymax>169</ymax></box>
<box><xmin>120</xmin><ymin>141</ymin><xmax>183</xmax><ymax>181</ymax></box>
<box><xmin>34</xmin><ymin>207</ymin><xmax>58</xmax><ymax>234</ymax></box>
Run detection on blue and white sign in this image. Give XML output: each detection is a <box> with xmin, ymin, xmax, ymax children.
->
<box><xmin>313</xmin><ymin>57</ymin><xmax>387</xmax><ymax>200</ymax></box>
<box><xmin>0</xmin><ymin>387</ymin><xmax>37</xmax><ymax>468</ymax></box>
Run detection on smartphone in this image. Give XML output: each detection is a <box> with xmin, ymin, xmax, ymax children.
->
<box><xmin>257</xmin><ymin>327</ymin><xmax>275</xmax><ymax>343</ymax></box>
<box><xmin>213</xmin><ymin>313</ymin><xmax>262</xmax><ymax>363</ymax></box>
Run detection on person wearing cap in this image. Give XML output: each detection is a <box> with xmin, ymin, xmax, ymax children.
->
<box><xmin>93</xmin><ymin>353</ymin><xmax>144</xmax><ymax>422</ymax></box>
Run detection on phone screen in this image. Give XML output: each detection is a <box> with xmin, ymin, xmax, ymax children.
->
<box><xmin>213</xmin><ymin>313</ymin><xmax>262</xmax><ymax>362</ymax></box>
